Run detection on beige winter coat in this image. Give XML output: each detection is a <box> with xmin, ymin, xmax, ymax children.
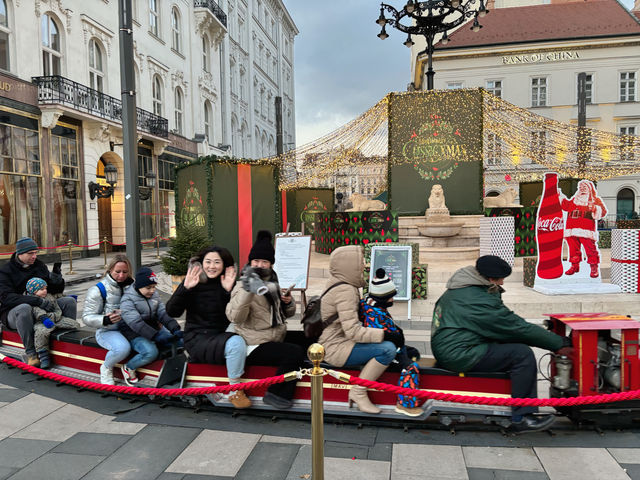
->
<box><xmin>226</xmin><ymin>279</ymin><xmax>296</xmax><ymax>346</ymax></box>
<box><xmin>319</xmin><ymin>245</ymin><xmax>384</xmax><ymax>367</ymax></box>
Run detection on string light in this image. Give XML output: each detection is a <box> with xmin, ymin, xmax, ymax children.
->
<box><xmin>264</xmin><ymin>89</ymin><xmax>640</xmax><ymax>190</ymax></box>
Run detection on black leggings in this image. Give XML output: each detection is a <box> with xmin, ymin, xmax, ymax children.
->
<box><xmin>247</xmin><ymin>341</ymin><xmax>305</xmax><ymax>400</ymax></box>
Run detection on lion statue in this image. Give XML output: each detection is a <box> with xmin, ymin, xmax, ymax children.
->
<box><xmin>345</xmin><ymin>193</ymin><xmax>386</xmax><ymax>211</ymax></box>
<box><xmin>483</xmin><ymin>187</ymin><xmax>523</xmax><ymax>208</ymax></box>
<box><xmin>428</xmin><ymin>184</ymin><xmax>447</xmax><ymax>210</ymax></box>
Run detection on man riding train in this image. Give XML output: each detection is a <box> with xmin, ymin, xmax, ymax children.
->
<box><xmin>431</xmin><ymin>255</ymin><xmax>574</xmax><ymax>434</ymax></box>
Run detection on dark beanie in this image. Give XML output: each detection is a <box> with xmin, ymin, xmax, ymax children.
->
<box><xmin>248</xmin><ymin>230</ymin><xmax>275</xmax><ymax>264</ymax></box>
<box><xmin>135</xmin><ymin>267</ymin><xmax>158</xmax><ymax>289</ymax></box>
<box><xmin>476</xmin><ymin>255</ymin><xmax>512</xmax><ymax>279</ymax></box>
<box><xmin>16</xmin><ymin>237</ymin><xmax>38</xmax><ymax>255</ymax></box>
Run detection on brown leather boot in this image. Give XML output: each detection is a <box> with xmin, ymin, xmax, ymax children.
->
<box><xmin>348</xmin><ymin>358</ymin><xmax>388</xmax><ymax>414</ymax></box>
<box><xmin>565</xmin><ymin>263</ymin><xmax>579</xmax><ymax>275</ymax></box>
<box><xmin>229</xmin><ymin>390</ymin><xmax>252</xmax><ymax>409</ymax></box>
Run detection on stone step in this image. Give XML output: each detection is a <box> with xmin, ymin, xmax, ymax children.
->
<box><xmin>400</xmin><ymin>224</ymin><xmax>479</xmax><ymax>237</ymax></box>
<box><xmin>398</xmin><ymin>214</ymin><xmax>483</xmax><ymax>227</ymax></box>
<box><xmin>402</xmin><ymin>235</ymin><xmax>479</xmax><ymax>248</ymax></box>
<box><xmin>419</xmin><ymin>246</ymin><xmax>480</xmax><ymax>263</ymax></box>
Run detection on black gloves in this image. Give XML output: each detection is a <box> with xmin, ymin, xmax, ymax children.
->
<box><xmin>384</xmin><ymin>330</ymin><xmax>405</xmax><ymax>349</ymax></box>
<box><xmin>39</xmin><ymin>298</ymin><xmax>56</xmax><ymax>312</ymax></box>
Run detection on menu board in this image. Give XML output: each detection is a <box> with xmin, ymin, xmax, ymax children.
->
<box><xmin>273</xmin><ymin>235</ymin><xmax>312</xmax><ymax>290</ymax></box>
<box><xmin>369</xmin><ymin>245</ymin><xmax>412</xmax><ymax>301</ymax></box>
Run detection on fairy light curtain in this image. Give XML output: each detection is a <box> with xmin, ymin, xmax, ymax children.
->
<box><xmin>274</xmin><ymin>89</ymin><xmax>640</xmax><ymax>190</ymax></box>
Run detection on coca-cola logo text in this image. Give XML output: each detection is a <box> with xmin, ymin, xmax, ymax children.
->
<box><xmin>537</xmin><ymin>217</ymin><xmax>563</xmax><ymax>232</ymax></box>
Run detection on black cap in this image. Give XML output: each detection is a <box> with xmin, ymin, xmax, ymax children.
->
<box><xmin>476</xmin><ymin>255</ymin><xmax>512</xmax><ymax>279</ymax></box>
<box><xmin>248</xmin><ymin>230</ymin><xmax>275</xmax><ymax>264</ymax></box>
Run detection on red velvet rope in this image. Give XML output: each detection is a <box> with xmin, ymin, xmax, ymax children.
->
<box><xmin>0</xmin><ymin>237</ymin><xmax>174</xmax><ymax>255</ymax></box>
<box><xmin>0</xmin><ymin>355</ymin><xmax>286</xmax><ymax>397</ymax></box>
<box><xmin>348</xmin><ymin>376</ymin><xmax>640</xmax><ymax>407</ymax></box>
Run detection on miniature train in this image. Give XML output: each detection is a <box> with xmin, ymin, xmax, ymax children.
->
<box><xmin>1</xmin><ymin>312</ymin><xmax>639</xmax><ymax>429</ymax></box>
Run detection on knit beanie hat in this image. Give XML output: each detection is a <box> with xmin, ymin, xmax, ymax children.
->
<box><xmin>248</xmin><ymin>230</ymin><xmax>275</xmax><ymax>264</ymax></box>
<box><xmin>25</xmin><ymin>277</ymin><xmax>47</xmax><ymax>295</ymax></box>
<box><xmin>135</xmin><ymin>267</ymin><xmax>158</xmax><ymax>289</ymax></box>
<box><xmin>369</xmin><ymin>268</ymin><xmax>397</xmax><ymax>299</ymax></box>
<box><xmin>16</xmin><ymin>237</ymin><xmax>38</xmax><ymax>255</ymax></box>
<box><xmin>476</xmin><ymin>255</ymin><xmax>512</xmax><ymax>279</ymax></box>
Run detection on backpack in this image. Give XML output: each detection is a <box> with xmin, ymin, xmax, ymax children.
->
<box><xmin>301</xmin><ymin>281</ymin><xmax>348</xmax><ymax>339</ymax></box>
<box><xmin>96</xmin><ymin>282</ymin><xmax>107</xmax><ymax>309</ymax></box>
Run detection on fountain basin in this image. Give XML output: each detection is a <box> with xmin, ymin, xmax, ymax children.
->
<box><xmin>418</xmin><ymin>221</ymin><xmax>464</xmax><ymax>238</ymax></box>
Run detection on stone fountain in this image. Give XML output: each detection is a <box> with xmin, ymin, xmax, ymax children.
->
<box><xmin>417</xmin><ymin>184</ymin><xmax>464</xmax><ymax>239</ymax></box>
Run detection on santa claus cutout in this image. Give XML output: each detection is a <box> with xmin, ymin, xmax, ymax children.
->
<box><xmin>560</xmin><ymin>179</ymin><xmax>606</xmax><ymax>278</ymax></box>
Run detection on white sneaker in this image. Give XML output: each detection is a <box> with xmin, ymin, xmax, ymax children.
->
<box><xmin>100</xmin><ymin>363</ymin><xmax>115</xmax><ymax>385</ymax></box>
<box><xmin>120</xmin><ymin>365</ymin><xmax>139</xmax><ymax>386</ymax></box>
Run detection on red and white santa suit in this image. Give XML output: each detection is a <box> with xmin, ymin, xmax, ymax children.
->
<box><xmin>560</xmin><ymin>181</ymin><xmax>606</xmax><ymax>276</ymax></box>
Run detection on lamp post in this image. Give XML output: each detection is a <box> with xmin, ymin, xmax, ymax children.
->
<box><xmin>88</xmin><ymin>163</ymin><xmax>118</xmax><ymax>199</ymax></box>
<box><xmin>376</xmin><ymin>0</ymin><xmax>489</xmax><ymax>90</ymax></box>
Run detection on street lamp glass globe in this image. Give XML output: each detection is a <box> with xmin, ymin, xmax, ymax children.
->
<box><xmin>104</xmin><ymin>163</ymin><xmax>118</xmax><ymax>186</ymax></box>
<box><xmin>441</xmin><ymin>31</ymin><xmax>449</xmax><ymax>45</ymax></box>
<box><xmin>404</xmin><ymin>34</ymin><xmax>414</xmax><ymax>47</ymax></box>
<box><xmin>471</xmin><ymin>18</ymin><xmax>481</xmax><ymax>32</ymax></box>
<box><xmin>377</xmin><ymin>26</ymin><xmax>389</xmax><ymax>40</ymax></box>
<box><xmin>451</xmin><ymin>0</ymin><xmax>461</xmax><ymax>8</ymax></box>
<box><xmin>145</xmin><ymin>171</ymin><xmax>157</xmax><ymax>188</ymax></box>
<box><xmin>406</xmin><ymin>0</ymin><xmax>415</xmax><ymax>14</ymax></box>
<box><xmin>376</xmin><ymin>8</ymin><xmax>387</xmax><ymax>26</ymax></box>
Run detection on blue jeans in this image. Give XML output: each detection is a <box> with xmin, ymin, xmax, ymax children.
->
<box><xmin>344</xmin><ymin>341</ymin><xmax>396</xmax><ymax>367</ymax></box>
<box><xmin>127</xmin><ymin>336</ymin><xmax>159</xmax><ymax>370</ymax></box>
<box><xmin>224</xmin><ymin>335</ymin><xmax>247</xmax><ymax>381</ymax></box>
<box><xmin>95</xmin><ymin>329</ymin><xmax>131</xmax><ymax>369</ymax></box>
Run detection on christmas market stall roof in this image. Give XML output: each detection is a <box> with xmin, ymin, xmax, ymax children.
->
<box><xmin>274</xmin><ymin>89</ymin><xmax>640</xmax><ymax>190</ymax></box>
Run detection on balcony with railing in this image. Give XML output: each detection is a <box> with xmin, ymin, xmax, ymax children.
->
<box><xmin>194</xmin><ymin>0</ymin><xmax>227</xmax><ymax>28</ymax></box>
<box><xmin>33</xmin><ymin>75</ymin><xmax>168</xmax><ymax>138</ymax></box>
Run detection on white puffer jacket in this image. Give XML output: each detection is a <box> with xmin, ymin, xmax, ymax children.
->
<box><xmin>82</xmin><ymin>274</ymin><xmax>128</xmax><ymax>331</ymax></box>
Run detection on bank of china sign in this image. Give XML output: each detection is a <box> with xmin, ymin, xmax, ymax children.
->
<box><xmin>502</xmin><ymin>51</ymin><xmax>580</xmax><ymax>65</ymax></box>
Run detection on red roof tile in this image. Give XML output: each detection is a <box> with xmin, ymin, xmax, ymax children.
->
<box><xmin>437</xmin><ymin>0</ymin><xmax>640</xmax><ymax>50</ymax></box>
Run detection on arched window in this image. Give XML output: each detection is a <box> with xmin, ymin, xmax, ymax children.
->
<box><xmin>0</xmin><ymin>0</ymin><xmax>10</xmax><ymax>71</ymax></box>
<box><xmin>152</xmin><ymin>75</ymin><xmax>163</xmax><ymax>116</ymax></box>
<box><xmin>174</xmin><ymin>87</ymin><xmax>183</xmax><ymax>135</ymax></box>
<box><xmin>149</xmin><ymin>0</ymin><xmax>159</xmax><ymax>36</ymax></box>
<box><xmin>617</xmin><ymin>188</ymin><xmax>635</xmax><ymax>220</ymax></box>
<box><xmin>202</xmin><ymin>35</ymin><xmax>210</xmax><ymax>72</ymax></box>
<box><xmin>88</xmin><ymin>39</ymin><xmax>104</xmax><ymax>92</ymax></box>
<box><xmin>41</xmin><ymin>14</ymin><xmax>61</xmax><ymax>75</ymax></box>
<box><xmin>171</xmin><ymin>7</ymin><xmax>181</xmax><ymax>53</ymax></box>
<box><xmin>204</xmin><ymin>100</ymin><xmax>213</xmax><ymax>142</ymax></box>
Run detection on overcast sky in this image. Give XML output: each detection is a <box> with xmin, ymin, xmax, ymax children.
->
<box><xmin>283</xmin><ymin>0</ymin><xmax>636</xmax><ymax>147</ymax></box>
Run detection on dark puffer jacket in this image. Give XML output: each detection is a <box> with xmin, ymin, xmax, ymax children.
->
<box><xmin>165</xmin><ymin>277</ymin><xmax>235</xmax><ymax>364</ymax></box>
<box><xmin>0</xmin><ymin>254</ymin><xmax>65</xmax><ymax>325</ymax></box>
<box><xmin>119</xmin><ymin>285</ymin><xmax>180</xmax><ymax>341</ymax></box>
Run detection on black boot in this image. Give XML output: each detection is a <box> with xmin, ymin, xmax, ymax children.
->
<box><xmin>37</xmin><ymin>349</ymin><xmax>51</xmax><ymax>369</ymax></box>
<box><xmin>507</xmin><ymin>414</ymin><xmax>555</xmax><ymax>434</ymax></box>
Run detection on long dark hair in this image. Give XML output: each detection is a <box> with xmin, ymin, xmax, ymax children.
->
<box><xmin>194</xmin><ymin>246</ymin><xmax>235</xmax><ymax>269</ymax></box>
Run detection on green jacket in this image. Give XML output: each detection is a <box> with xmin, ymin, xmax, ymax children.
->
<box><xmin>431</xmin><ymin>266</ymin><xmax>563</xmax><ymax>372</ymax></box>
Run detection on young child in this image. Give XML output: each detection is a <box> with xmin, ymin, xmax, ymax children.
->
<box><xmin>359</xmin><ymin>268</ymin><xmax>424</xmax><ymax>417</ymax></box>
<box><xmin>119</xmin><ymin>267</ymin><xmax>183</xmax><ymax>386</ymax></box>
<box><xmin>26</xmin><ymin>277</ymin><xmax>79</xmax><ymax>369</ymax></box>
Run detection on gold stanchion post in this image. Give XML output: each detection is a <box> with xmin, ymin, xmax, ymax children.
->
<box><xmin>308</xmin><ymin>343</ymin><xmax>325</xmax><ymax>480</ymax></box>
<box><xmin>103</xmin><ymin>236</ymin><xmax>108</xmax><ymax>268</ymax></box>
<box><xmin>67</xmin><ymin>240</ymin><xmax>75</xmax><ymax>275</ymax></box>
<box><xmin>156</xmin><ymin>232</ymin><xmax>160</xmax><ymax>259</ymax></box>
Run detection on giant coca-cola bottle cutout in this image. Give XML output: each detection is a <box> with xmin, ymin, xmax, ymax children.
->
<box><xmin>536</xmin><ymin>172</ymin><xmax>565</xmax><ymax>279</ymax></box>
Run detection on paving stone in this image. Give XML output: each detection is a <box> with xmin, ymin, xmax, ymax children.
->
<box><xmin>0</xmin><ymin>467</ymin><xmax>17</xmax><ymax>480</ymax></box>
<box><xmin>166</xmin><ymin>429</ymin><xmax>260</xmax><ymax>477</ymax></box>
<box><xmin>5</xmin><ymin>453</ymin><xmax>104</xmax><ymax>480</ymax></box>
<box><xmin>608</xmin><ymin>448</ymin><xmax>640</xmax><ymax>464</ymax></box>
<box><xmin>0</xmin><ymin>383</ymin><xmax>15</xmax><ymax>389</ymax></box>
<box><xmin>368</xmin><ymin>443</ymin><xmax>392</xmax><ymax>462</ymax></box>
<box><xmin>82</xmin><ymin>425</ymin><xmax>201</xmax><ymax>480</ymax></box>
<box><xmin>154</xmin><ymin>474</ymin><xmax>184</xmax><ymax>480</ymax></box>
<box><xmin>392</xmin><ymin>444</ymin><xmax>468</xmax><ymax>479</ymax></box>
<box><xmin>535</xmin><ymin>447</ymin><xmax>630</xmax><ymax>480</ymax></box>
<box><xmin>466</xmin><ymin>468</ymin><xmax>549</xmax><ymax>480</ymax></box>
<box><xmin>463</xmin><ymin>447</ymin><xmax>544</xmax><ymax>472</ymax></box>
<box><xmin>52</xmin><ymin>432</ymin><xmax>132</xmax><ymax>456</ymax></box>
<box><xmin>323</xmin><ymin>423</ymin><xmax>377</xmax><ymax>446</ymax></box>
<box><xmin>0</xmin><ymin>389</ymin><xmax>27</xmax><ymax>403</ymax></box>
<box><xmin>325</xmin><ymin>457</ymin><xmax>390</xmax><ymax>480</ymax></box>
<box><xmin>79</xmin><ymin>415</ymin><xmax>146</xmax><ymax>435</ymax></box>
<box><xmin>0</xmin><ymin>438</ymin><xmax>59</xmax><ymax>468</ymax></box>
<box><xmin>182</xmin><ymin>476</ymin><xmax>233</xmax><ymax>480</ymax></box>
<box><xmin>260</xmin><ymin>435</ymin><xmax>310</xmax><ymax>445</ymax></box>
<box><xmin>285</xmin><ymin>444</ymin><xmax>312</xmax><ymax>480</ymax></box>
<box><xmin>324</xmin><ymin>441</ymin><xmax>370</xmax><ymax>460</ymax></box>
<box><xmin>234</xmin><ymin>442</ymin><xmax>300</xmax><ymax>480</ymax></box>
<box><xmin>0</xmin><ymin>393</ymin><xmax>64</xmax><ymax>440</ymax></box>
<box><xmin>12</xmin><ymin>403</ymin><xmax>102</xmax><ymax>442</ymax></box>
<box><xmin>621</xmin><ymin>464</ymin><xmax>640</xmax><ymax>480</ymax></box>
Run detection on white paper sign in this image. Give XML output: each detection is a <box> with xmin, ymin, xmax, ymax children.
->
<box><xmin>273</xmin><ymin>235</ymin><xmax>312</xmax><ymax>290</ymax></box>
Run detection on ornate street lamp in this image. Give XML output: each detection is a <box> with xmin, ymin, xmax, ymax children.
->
<box><xmin>376</xmin><ymin>1</ymin><xmax>489</xmax><ymax>90</ymax></box>
<box><xmin>88</xmin><ymin>163</ymin><xmax>118</xmax><ymax>199</ymax></box>
<box><xmin>139</xmin><ymin>171</ymin><xmax>156</xmax><ymax>201</ymax></box>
